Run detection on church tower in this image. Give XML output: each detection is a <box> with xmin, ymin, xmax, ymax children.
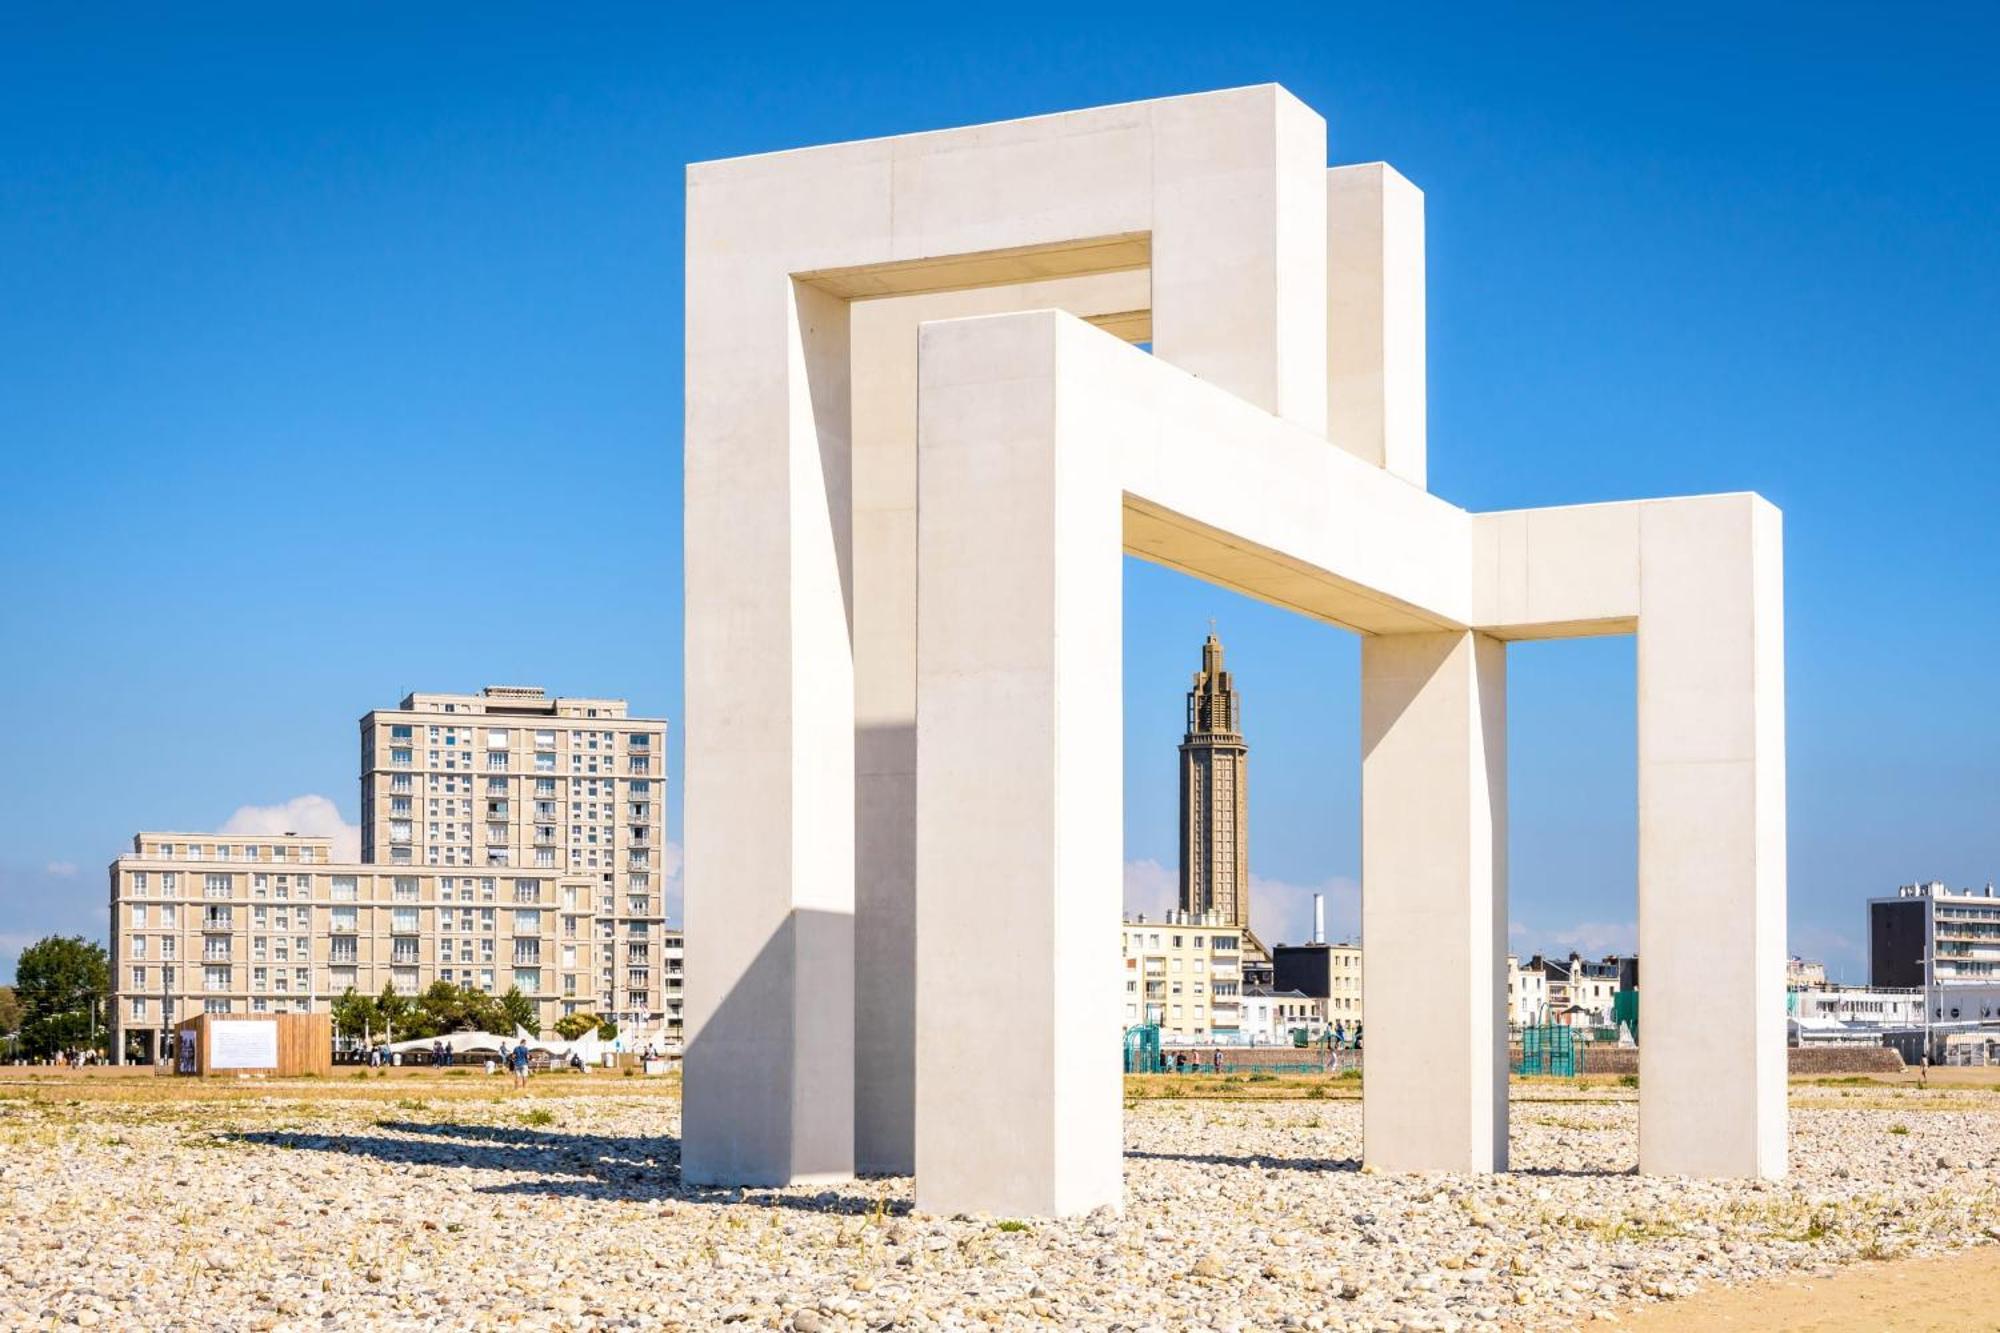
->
<box><xmin>1179</xmin><ymin>632</ymin><xmax>1250</xmax><ymax>929</ymax></box>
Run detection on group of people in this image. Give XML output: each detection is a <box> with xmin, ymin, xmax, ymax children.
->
<box><xmin>1330</xmin><ymin>1020</ymin><xmax>1363</xmax><ymax>1050</ymax></box>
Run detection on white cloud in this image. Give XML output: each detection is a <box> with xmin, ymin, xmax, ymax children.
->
<box><xmin>1251</xmin><ymin>872</ymin><xmax>1360</xmax><ymax>947</ymax></box>
<box><xmin>1122</xmin><ymin>858</ymin><xmax>1177</xmax><ymax>920</ymax></box>
<box><xmin>1124</xmin><ymin>857</ymin><xmax>1361</xmax><ymax>947</ymax></box>
<box><xmin>44</xmin><ymin>861</ymin><xmax>77</xmax><ymax>878</ymax></box>
<box><xmin>219</xmin><ymin>795</ymin><xmax>361</xmax><ymax>862</ymax></box>
<box><xmin>1510</xmin><ymin>919</ymin><xmax>1638</xmax><ymax>959</ymax></box>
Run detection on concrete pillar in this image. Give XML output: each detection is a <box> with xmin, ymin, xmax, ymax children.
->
<box><xmin>1360</xmin><ymin>630</ymin><xmax>1508</xmax><ymax>1172</ymax></box>
<box><xmin>849</xmin><ymin>272</ymin><xmax>1148</xmax><ymax>1177</ymax></box>
<box><xmin>912</xmin><ymin>311</ymin><xmax>1124</xmax><ymax>1217</ymax></box>
<box><xmin>1327</xmin><ymin>163</ymin><xmax>1426</xmax><ymax>486</ymax></box>
<box><xmin>1637</xmin><ymin>495</ymin><xmax>1787</xmax><ymax>1179</ymax></box>
<box><xmin>680</xmin><ymin>277</ymin><xmax>857</xmax><ymax>1188</ymax></box>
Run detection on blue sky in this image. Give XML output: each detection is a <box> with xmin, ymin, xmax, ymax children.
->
<box><xmin>2</xmin><ymin>5</ymin><xmax>1995</xmax><ymax>983</ymax></box>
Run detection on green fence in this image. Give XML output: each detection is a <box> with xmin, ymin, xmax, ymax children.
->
<box><xmin>1512</xmin><ymin>1023</ymin><xmax>1577</xmax><ymax>1077</ymax></box>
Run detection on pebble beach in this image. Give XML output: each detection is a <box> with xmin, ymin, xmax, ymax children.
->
<box><xmin>2</xmin><ymin>1075</ymin><xmax>1997</xmax><ymax>1331</ymax></box>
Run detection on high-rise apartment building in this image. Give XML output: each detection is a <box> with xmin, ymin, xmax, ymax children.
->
<box><xmin>1179</xmin><ymin>634</ymin><xmax>1249</xmax><ymax>929</ymax></box>
<box><xmin>106</xmin><ymin>831</ymin><xmax>683</xmax><ymax>1063</ymax></box>
<box><xmin>359</xmin><ymin>687</ymin><xmax>671</xmax><ymax>1034</ymax></box>
<box><xmin>1870</xmin><ymin>880</ymin><xmax>2000</xmax><ymax>988</ymax></box>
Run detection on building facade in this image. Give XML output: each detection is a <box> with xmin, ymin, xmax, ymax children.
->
<box><xmin>359</xmin><ymin>687</ymin><xmax>671</xmax><ymax>1034</ymax></box>
<box><xmin>106</xmin><ymin>832</ymin><xmax>684</xmax><ymax>1063</ymax></box>
<box><xmin>1870</xmin><ymin>881</ymin><xmax>2000</xmax><ymax>988</ymax></box>
<box><xmin>1506</xmin><ymin>955</ymin><xmax>1550</xmax><ymax>1026</ymax></box>
<box><xmin>1179</xmin><ymin>634</ymin><xmax>1249</xmax><ymax>929</ymax></box>
<box><xmin>1271</xmin><ymin>941</ymin><xmax>1364</xmax><ymax>1025</ymax></box>
<box><xmin>1239</xmin><ymin>986</ymin><xmax>1326</xmax><ymax>1046</ymax></box>
<box><xmin>1121</xmin><ymin>912</ymin><xmax>1244</xmax><ymax>1044</ymax></box>
<box><xmin>1533</xmin><ymin>952</ymin><xmax>1627</xmax><ymax>1026</ymax></box>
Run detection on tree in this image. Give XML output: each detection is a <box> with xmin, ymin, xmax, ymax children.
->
<box><xmin>418</xmin><ymin>982</ymin><xmax>506</xmax><ymax>1035</ymax></box>
<box><xmin>14</xmin><ymin>936</ymin><xmax>109</xmax><ymax>1059</ymax></box>
<box><xmin>596</xmin><ymin>1019</ymin><xmax>618</xmax><ymax>1042</ymax></box>
<box><xmin>552</xmin><ymin>1010</ymin><xmax>600</xmax><ymax>1041</ymax></box>
<box><xmin>0</xmin><ymin>985</ymin><xmax>21</xmax><ymax>1037</ymax></box>
<box><xmin>374</xmin><ymin>983</ymin><xmax>415</xmax><ymax>1042</ymax></box>
<box><xmin>499</xmin><ymin>985</ymin><xmax>538</xmax><ymax>1036</ymax></box>
<box><xmin>330</xmin><ymin>987</ymin><xmax>376</xmax><ymax>1041</ymax></box>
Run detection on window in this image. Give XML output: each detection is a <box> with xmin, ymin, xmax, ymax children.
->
<box><xmin>130</xmin><ymin>997</ymin><xmax>147</xmax><ymax>1020</ymax></box>
<box><xmin>514</xmin><ymin>968</ymin><xmax>541</xmax><ymax>993</ymax></box>
<box><xmin>392</xmin><ymin>937</ymin><xmax>419</xmax><ymax>964</ymax></box>
<box><xmin>514</xmin><ymin>939</ymin><xmax>542</xmax><ymax>965</ymax></box>
<box><xmin>391</xmin><ymin>748</ymin><xmax>413</xmax><ymax>767</ymax></box>
<box><xmin>392</xmin><ymin>907</ymin><xmax>419</xmax><ymax>933</ymax></box>
<box><xmin>132</xmin><ymin>871</ymin><xmax>148</xmax><ymax>893</ymax></box>
<box><xmin>393</xmin><ymin>877</ymin><xmax>419</xmax><ymax>902</ymax></box>
<box><xmin>130</xmin><ymin>965</ymin><xmax>146</xmax><ymax>988</ymax></box>
<box><xmin>161</xmin><ymin>871</ymin><xmax>178</xmax><ymax>895</ymax></box>
<box><xmin>131</xmin><ymin>903</ymin><xmax>149</xmax><ymax>927</ymax></box>
<box><xmin>330</xmin><ymin>938</ymin><xmax>357</xmax><ymax>964</ymax></box>
<box><xmin>391</xmin><ymin>724</ymin><xmax>413</xmax><ymax>740</ymax></box>
<box><xmin>203</xmin><ymin>905</ymin><xmax>233</xmax><ymax>930</ymax></box>
<box><xmin>204</xmin><ymin>874</ymin><xmax>232</xmax><ymax>898</ymax></box>
<box><xmin>204</xmin><ymin>965</ymin><xmax>232</xmax><ymax>992</ymax></box>
<box><xmin>160</xmin><ymin>936</ymin><xmax>176</xmax><ymax>960</ymax></box>
<box><xmin>331</xmin><ymin>906</ymin><xmax>357</xmax><ymax>933</ymax></box>
<box><xmin>513</xmin><ymin>880</ymin><xmax>541</xmax><ymax>904</ymax></box>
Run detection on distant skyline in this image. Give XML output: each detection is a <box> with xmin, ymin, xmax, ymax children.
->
<box><xmin>4</xmin><ymin>7</ymin><xmax>1997</xmax><ymax>984</ymax></box>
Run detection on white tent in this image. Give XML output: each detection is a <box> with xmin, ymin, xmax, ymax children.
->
<box><xmin>385</xmin><ymin>1030</ymin><xmax>554</xmax><ymax>1056</ymax></box>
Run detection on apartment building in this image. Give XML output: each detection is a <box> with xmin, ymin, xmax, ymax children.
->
<box><xmin>1122</xmin><ymin>911</ymin><xmax>1245</xmax><ymax>1043</ymax></box>
<box><xmin>1270</xmin><ymin>940</ymin><xmax>1363</xmax><ymax>1025</ymax></box>
<box><xmin>359</xmin><ymin>687</ymin><xmax>671</xmax><ymax>1034</ymax></box>
<box><xmin>106</xmin><ymin>831</ymin><xmax>685</xmax><ymax>1063</ymax></box>
<box><xmin>1870</xmin><ymin>880</ymin><xmax>2000</xmax><ymax>988</ymax></box>
<box><xmin>1239</xmin><ymin>986</ymin><xmax>1327</xmax><ymax>1046</ymax></box>
<box><xmin>1507</xmin><ymin>954</ymin><xmax>1550</xmax><ymax>1026</ymax></box>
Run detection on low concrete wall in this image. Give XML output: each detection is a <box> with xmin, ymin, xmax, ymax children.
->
<box><xmin>1577</xmin><ymin>1045</ymin><xmax>1904</xmax><ymax>1077</ymax></box>
<box><xmin>1151</xmin><ymin>1046</ymin><xmax>1343</xmax><ymax>1070</ymax></box>
<box><xmin>1787</xmin><ymin>1045</ymin><xmax>1904</xmax><ymax>1075</ymax></box>
<box><xmin>1148</xmin><ymin>1043</ymin><xmax>1907</xmax><ymax>1078</ymax></box>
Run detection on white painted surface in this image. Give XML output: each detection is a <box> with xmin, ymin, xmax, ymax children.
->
<box><xmin>208</xmin><ymin>1019</ymin><xmax>278</xmax><ymax>1070</ymax></box>
<box><xmin>682</xmin><ymin>84</ymin><xmax>1789</xmax><ymax>1209</ymax></box>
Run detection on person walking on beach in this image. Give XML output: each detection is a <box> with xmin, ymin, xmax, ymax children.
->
<box><xmin>510</xmin><ymin>1041</ymin><xmax>531</xmax><ymax>1089</ymax></box>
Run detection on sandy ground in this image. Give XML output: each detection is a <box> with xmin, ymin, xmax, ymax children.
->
<box><xmin>1625</xmin><ymin>1245</ymin><xmax>2000</xmax><ymax>1331</ymax></box>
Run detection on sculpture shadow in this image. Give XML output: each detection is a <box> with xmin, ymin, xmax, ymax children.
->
<box><xmin>1124</xmin><ymin>1148</ymin><xmax>1361</xmax><ymax>1173</ymax></box>
<box><xmin>226</xmin><ymin>1120</ymin><xmax>910</xmax><ymax>1214</ymax></box>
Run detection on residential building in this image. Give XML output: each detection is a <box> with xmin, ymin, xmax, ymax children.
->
<box><xmin>359</xmin><ymin>687</ymin><xmax>671</xmax><ymax>1033</ymax></box>
<box><xmin>1507</xmin><ymin>954</ymin><xmax>1550</xmax><ymax>1026</ymax></box>
<box><xmin>1239</xmin><ymin>986</ymin><xmax>1325</xmax><ymax>1046</ymax></box>
<box><xmin>1786</xmin><ymin>956</ymin><xmax>1828</xmax><ymax>989</ymax></box>
<box><xmin>1121</xmin><ymin>912</ymin><xmax>1244</xmax><ymax>1044</ymax></box>
<box><xmin>1870</xmin><ymin>881</ymin><xmax>2000</xmax><ymax>988</ymax></box>
<box><xmin>1534</xmin><ymin>952</ymin><xmax>1626</xmax><ymax>1026</ymax></box>
<box><xmin>1271</xmin><ymin>940</ymin><xmax>1363</xmax><ymax>1025</ymax></box>
<box><xmin>1179</xmin><ymin>634</ymin><xmax>1249</xmax><ymax>929</ymax></box>
<box><xmin>106</xmin><ymin>831</ymin><xmax>685</xmax><ymax>1064</ymax></box>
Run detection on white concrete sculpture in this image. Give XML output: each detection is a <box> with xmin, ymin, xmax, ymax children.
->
<box><xmin>682</xmin><ymin>86</ymin><xmax>1786</xmax><ymax>1216</ymax></box>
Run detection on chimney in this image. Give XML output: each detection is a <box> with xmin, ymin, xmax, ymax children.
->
<box><xmin>1312</xmin><ymin>893</ymin><xmax>1325</xmax><ymax>945</ymax></box>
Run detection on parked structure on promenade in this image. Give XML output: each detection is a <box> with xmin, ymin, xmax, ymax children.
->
<box><xmin>107</xmin><ymin>686</ymin><xmax>680</xmax><ymax>1062</ymax></box>
<box><xmin>682</xmin><ymin>85</ymin><xmax>1788</xmax><ymax>1216</ymax></box>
